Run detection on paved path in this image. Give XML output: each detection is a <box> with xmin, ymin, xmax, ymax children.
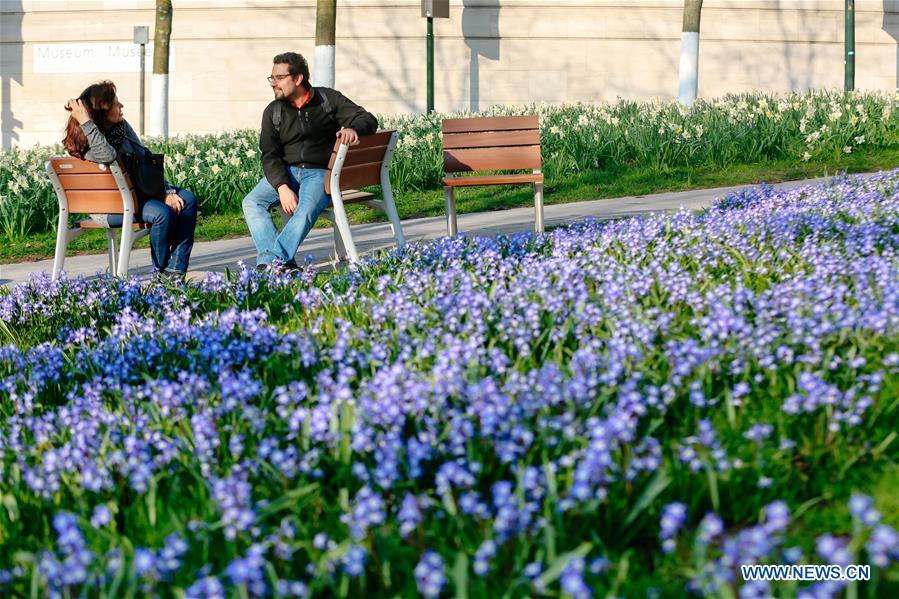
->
<box><xmin>0</xmin><ymin>175</ymin><xmax>845</xmax><ymax>287</ymax></box>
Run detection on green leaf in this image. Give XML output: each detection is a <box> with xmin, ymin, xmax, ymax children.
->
<box><xmin>624</xmin><ymin>468</ymin><xmax>671</xmax><ymax>527</ymax></box>
<box><xmin>871</xmin><ymin>431</ymin><xmax>896</xmax><ymax>459</ymax></box>
<box><xmin>452</xmin><ymin>551</ymin><xmax>469</xmax><ymax>599</ymax></box>
<box><xmin>536</xmin><ymin>542</ymin><xmax>593</xmax><ymax>588</ymax></box>
<box><xmin>257</xmin><ymin>483</ymin><xmax>320</xmax><ymax>517</ymax></box>
<box><xmin>705</xmin><ymin>463</ymin><xmax>720</xmax><ymax>512</ymax></box>
<box><xmin>441</xmin><ymin>492</ymin><xmax>458</xmax><ymax>517</ymax></box>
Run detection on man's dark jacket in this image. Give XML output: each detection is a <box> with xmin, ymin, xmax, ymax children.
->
<box><xmin>259</xmin><ymin>86</ymin><xmax>378</xmax><ymax>190</ymax></box>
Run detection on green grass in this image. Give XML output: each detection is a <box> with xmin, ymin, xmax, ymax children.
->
<box><xmin>2</xmin><ymin>147</ymin><xmax>897</xmax><ymax>264</ymax></box>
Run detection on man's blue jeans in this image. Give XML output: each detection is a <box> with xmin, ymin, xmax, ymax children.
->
<box><xmin>107</xmin><ymin>187</ymin><xmax>198</xmax><ymax>273</ymax></box>
<box><xmin>242</xmin><ymin>166</ymin><xmax>331</xmax><ymax>266</ymax></box>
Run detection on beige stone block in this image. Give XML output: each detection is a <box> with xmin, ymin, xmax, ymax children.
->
<box><xmin>857</xmin><ymin>13</ymin><xmax>899</xmax><ymax>44</ymax></box>
<box><xmin>754</xmin><ymin>10</ymin><xmax>841</xmax><ymax>43</ymax></box>
<box><xmin>17</xmin><ymin>10</ymin><xmax>149</xmax><ymax>43</ymax></box>
<box><xmin>603</xmin><ymin>8</ymin><xmax>680</xmax><ymax>40</ymax></box>
<box><xmin>530</xmin><ymin>69</ymin><xmax>567</xmax><ymax>103</ymax></box>
<box><xmin>704</xmin><ymin>8</ymin><xmax>762</xmax><ymax>40</ymax></box>
<box><xmin>174</xmin><ymin>6</ymin><xmax>316</xmax><ymax>40</ymax></box>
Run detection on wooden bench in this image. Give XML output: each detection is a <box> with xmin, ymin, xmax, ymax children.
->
<box><xmin>441</xmin><ymin>115</ymin><xmax>544</xmax><ymax>236</ymax></box>
<box><xmin>46</xmin><ymin>157</ymin><xmax>151</xmax><ymax>280</ymax></box>
<box><xmin>278</xmin><ymin>129</ymin><xmax>405</xmax><ymax>263</ymax></box>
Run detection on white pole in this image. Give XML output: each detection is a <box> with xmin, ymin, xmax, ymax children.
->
<box><xmin>149</xmin><ymin>73</ymin><xmax>168</xmax><ymax>137</ymax></box>
<box><xmin>677</xmin><ymin>32</ymin><xmax>700</xmax><ymax>106</ymax></box>
<box><xmin>314</xmin><ymin>45</ymin><xmax>335</xmax><ymax>88</ymax></box>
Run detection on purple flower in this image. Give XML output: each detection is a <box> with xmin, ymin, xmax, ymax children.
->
<box><xmin>341</xmin><ymin>545</ymin><xmax>367</xmax><ymax>577</ymax></box>
<box><xmin>560</xmin><ymin>556</ymin><xmax>591</xmax><ymax>599</ymax></box>
<box><xmin>698</xmin><ymin>513</ymin><xmax>724</xmax><ymax>544</ymax></box>
<box><xmin>866</xmin><ymin>524</ymin><xmax>899</xmax><ymax>567</ymax></box>
<box><xmin>414</xmin><ymin>551</ymin><xmax>446</xmax><ymax>598</ymax></box>
<box><xmin>186</xmin><ymin>576</ymin><xmax>226</xmax><ymax>599</ymax></box>
<box><xmin>90</xmin><ymin>505</ymin><xmax>112</xmax><ymax>528</ymax></box>
<box><xmin>398</xmin><ymin>493</ymin><xmax>422</xmax><ymax>539</ymax></box>
<box><xmin>341</xmin><ymin>486</ymin><xmax>386</xmax><ymax>541</ymax></box>
<box><xmin>660</xmin><ymin>502</ymin><xmax>688</xmax><ymax>552</ymax></box>
<box><xmin>134</xmin><ymin>548</ymin><xmax>156</xmax><ymax>578</ymax></box>
<box><xmin>763</xmin><ymin>501</ymin><xmax>790</xmax><ymax>534</ymax></box>
<box><xmin>848</xmin><ymin>494</ymin><xmax>880</xmax><ymax>526</ymax></box>
<box><xmin>473</xmin><ymin>540</ymin><xmax>497</xmax><ymax>576</ymax></box>
<box><xmin>816</xmin><ymin>534</ymin><xmax>851</xmax><ymax>567</ymax></box>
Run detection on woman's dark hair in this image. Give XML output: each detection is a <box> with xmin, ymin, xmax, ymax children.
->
<box><xmin>62</xmin><ymin>80</ymin><xmax>118</xmax><ymax>159</ymax></box>
<box><xmin>273</xmin><ymin>52</ymin><xmax>311</xmax><ymax>89</ymax></box>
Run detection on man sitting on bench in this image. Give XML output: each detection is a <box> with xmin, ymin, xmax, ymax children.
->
<box><xmin>242</xmin><ymin>51</ymin><xmax>378</xmax><ymax>271</ymax></box>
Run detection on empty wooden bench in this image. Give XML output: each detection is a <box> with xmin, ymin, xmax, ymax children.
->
<box><xmin>46</xmin><ymin>157</ymin><xmax>151</xmax><ymax>280</ymax></box>
<box><xmin>441</xmin><ymin>115</ymin><xmax>544</xmax><ymax>236</ymax></box>
<box><xmin>279</xmin><ymin>129</ymin><xmax>405</xmax><ymax>263</ymax></box>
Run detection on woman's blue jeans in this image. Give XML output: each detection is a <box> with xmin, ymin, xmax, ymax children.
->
<box><xmin>107</xmin><ymin>187</ymin><xmax>198</xmax><ymax>273</ymax></box>
<box><xmin>242</xmin><ymin>167</ymin><xmax>331</xmax><ymax>266</ymax></box>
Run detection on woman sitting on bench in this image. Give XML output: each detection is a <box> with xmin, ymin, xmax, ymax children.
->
<box><xmin>63</xmin><ymin>80</ymin><xmax>197</xmax><ymax>281</ymax></box>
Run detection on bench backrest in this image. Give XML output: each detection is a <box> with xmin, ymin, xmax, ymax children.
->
<box><xmin>441</xmin><ymin>115</ymin><xmax>541</xmax><ymax>174</ymax></box>
<box><xmin>47</xmin><ymin>157</ymin><xmax>138</xmax><ymax>213</ymax></box>
<box><xmin>325</xmin><ymin>130</ymin><xmax>396</xmax><ymax>194</ymax></box>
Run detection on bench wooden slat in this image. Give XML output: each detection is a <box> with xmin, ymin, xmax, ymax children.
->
<box><xmin>326</xmin><ymin>161</ymin><xmax>382</xmax><ymax>194</ymax></box>
<box><xmin>350</xmin><ymin>130</ymin><xmax>395</xmax><ymax>150</ymax></box>
<box><xmin>443</xmin><ymin>129</ymin><xmax>540</xmax><ymax>150</ymax></box>
<box><xmin>76</xmin><ymin>219</ymin><xmax>150</xmax><ymax>230</ymax></box>
<box><xmin>444</xmin><ymin>146</ymin><xmax>541</xmax><ymax>173</ymax></box>
<box><xmin>337</xmin><ymin>190</ymin><xmax>376</xmax><ymax>204</ymax></box>
<box><xmin>50</xmin><ymin>158</ymin><xmax>117</xmax><ymax>175</ymax></box>
<box><xmin>57</xmin><ymin>173</ymin><xmax>133</xmax><ymax>190</ymax></box>
<box><xmin>443</xmin><ymin>173</ymin><xmax>544</xmax><ymax>187</ymax></box>
<box><xmin>326</xmin><ymin>130</ymin><xmax>394</xmax><ymax>169</ymax></box>
<box><xmin>442</xmin><ymin>115</ymin><xmax>539</xmax><ymax>134</ymax></box>
<box><xmin>66</xmin><ymin>190</ymin><xmax>137</xmax><ymax>214</ymax></box>
<box><xmin>336</xmin><ymin>145</ymin><xmax>389</xmax><ymax>169</ymax></box>
<box><xmin>327</xmin><ymin>131</ymin><xmax>395</xmax><ymax>169</ymax></box>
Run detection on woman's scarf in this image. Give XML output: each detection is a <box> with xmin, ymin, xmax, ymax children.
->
<box><xmin>104</xmin><ymin>121</ymin><xmax>129</xmax><ymax>150</ymax></box>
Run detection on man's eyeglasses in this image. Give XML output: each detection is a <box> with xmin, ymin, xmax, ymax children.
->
<box><xmin>267</xmin><ymin>74</ymin><xmax>292</xmax><ymax>84</ymax></box>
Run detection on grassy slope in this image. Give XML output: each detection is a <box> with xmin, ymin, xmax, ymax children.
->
<box><xmin>2</xmin><ymin>147</ymin><xmax>897</xmax><ymax>264</ymax></box>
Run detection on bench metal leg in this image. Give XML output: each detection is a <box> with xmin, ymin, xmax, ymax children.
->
<box><xmin>381</xmin><ymin>183</ymin><xmax>405</xmax><ymax>248</ymax></box>
<box><xmin>52</xmin><ymin>224</ymin><xmax>86</xmax><ymax>280</ymax></box>
<box><xmin>330</xmin><ymin>191</ymin><xmax>358</xmax><ymax>262</ymax></box>
<box><xmin>444</xmin><ymin>186</ymin><xmax>457</xmax><ymax>236</ymax></box>
<box><xmin>52</xmin><ymin>210</ymin><xmax>70</xmax><ymax>281</ymax></box>
<box><xmin>332</xmin><ymin>222</ymin><xmax>347</xmax><ymax>261</ymax></box>
<box><xmin>106</xmin><ymin>229</ymin><xmax>119</xmax><ymax>275</ymax></box>
<box><xmin>534</xmin><ymin>182</ymin><xmax>545</xmax><ymax>233</ymax></box>
<box><xmin>116</xmin><ymin>217</ymin><xmax>135</xmax><ymax>278</ymax></box>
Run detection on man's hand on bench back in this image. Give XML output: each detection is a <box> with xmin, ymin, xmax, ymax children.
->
<box><xmin>336</xmin><ymin>127</ymin><xmax>359</xmax><ymax>146</ymax></box>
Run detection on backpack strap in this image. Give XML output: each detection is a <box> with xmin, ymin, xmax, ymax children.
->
<box><xmin>272</xmin><ymin>102</ymin><xmax>282</xmax><ymax>130</ymax></box>
<box><xmin>271</xmin><ymin>91</ymin><xmax>333</xmax><ymax>131</ymax></box>
<box><xmin>319</xmin><ymin>88</ymin><xmax>333</xmax><ymax>118</ymax></box>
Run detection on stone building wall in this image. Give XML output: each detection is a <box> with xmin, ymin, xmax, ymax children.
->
<box><xmin>1</xmin><ymin>0</ymin><xmax>897</xmax><ymax>146</ymax></box>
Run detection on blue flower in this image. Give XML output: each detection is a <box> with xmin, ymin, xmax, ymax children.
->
<box><xmin>414</xmin><ymin>551</ymin><xmax>446</xmax><ymax>598</ymax></box>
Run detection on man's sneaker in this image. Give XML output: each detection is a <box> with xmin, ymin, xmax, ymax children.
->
<box><xmin>255</xmin><ymin>262</ymin><xmax>299</xmax><ymax>275</ymax></box>
<box><xmin>157</xmin><ymin>269</ymin><xmax>186</xmax><ymax>283</ymax></box>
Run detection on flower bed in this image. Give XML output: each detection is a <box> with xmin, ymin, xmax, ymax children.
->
<box><xmin>1</xmin><ymin>90</ymin><xmax>896</xmax><ymax>243</ymax></box>
<box><xmin>0</xmin><ymin>172</ymin><xmax>898</xmax><ymax>596</ymax></box>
